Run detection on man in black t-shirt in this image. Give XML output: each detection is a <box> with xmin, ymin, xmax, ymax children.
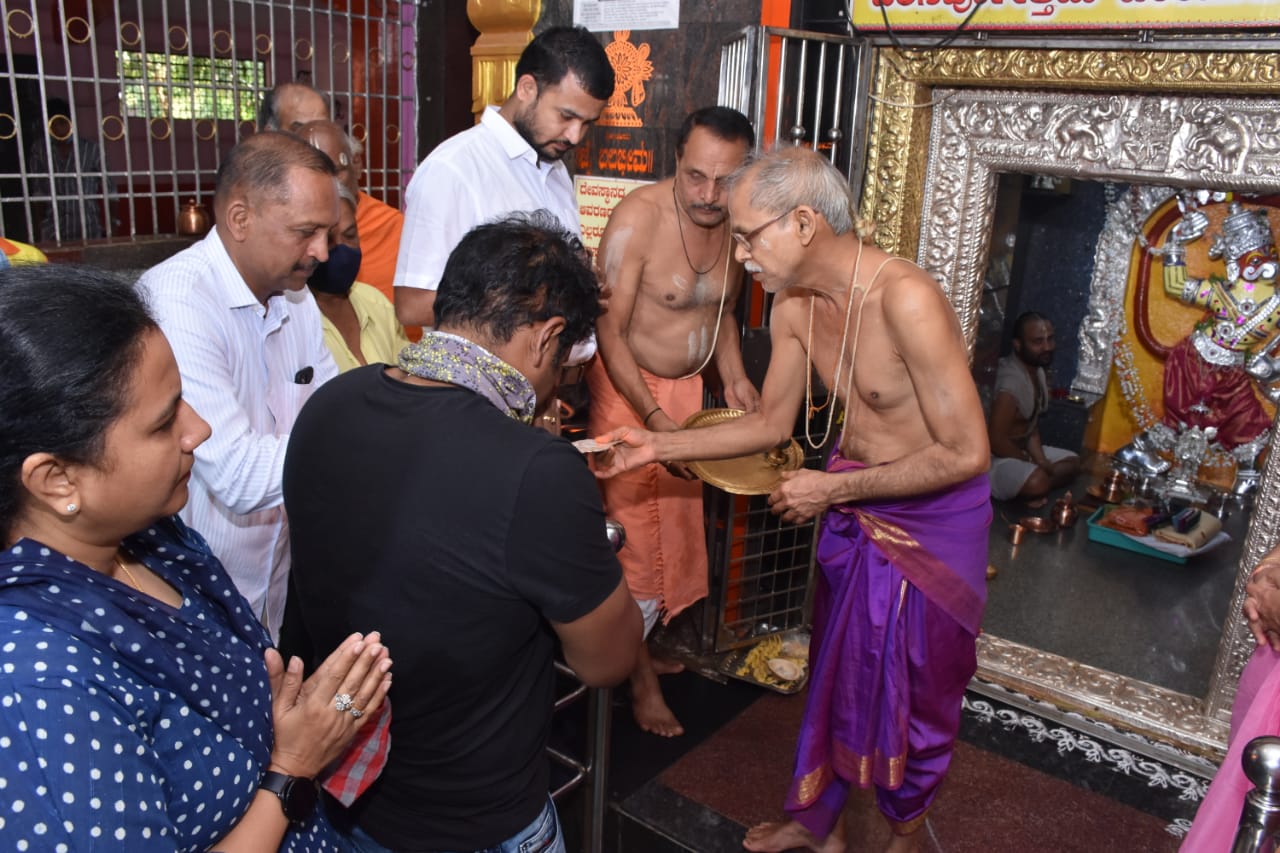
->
<box><xmin>283</xmin><ymin>212</ymin><xmax>642</xmax><ymax>852</ymax></box>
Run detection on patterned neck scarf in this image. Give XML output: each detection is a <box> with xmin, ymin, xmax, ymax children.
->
<box><xmin>398</xmin><ymin>331</ymin><xmax>538</xmax><ymax>423</ymax></box>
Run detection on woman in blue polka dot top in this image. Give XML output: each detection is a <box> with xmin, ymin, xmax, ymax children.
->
<box><xmin>0</xmin><ymin>265</ymin><xmax>392</xmax><ymax>851</ymax></box>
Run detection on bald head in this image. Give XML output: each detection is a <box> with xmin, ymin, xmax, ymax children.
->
<box><xmin>297</xmin><ymin>120</ymin><xmax>358</xmax><ymax>194</ymax></box>
<box><xmin>259</xmin><ymin>82</ymin><xmax>329</xmax><ymax>132</ymax></box>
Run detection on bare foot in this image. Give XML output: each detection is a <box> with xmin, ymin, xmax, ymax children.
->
<box><xmin>631</xmin><ymin>643</ymin><xmax>684</xmax><ymax>737</ymax></box>
<box><xmin>743</xmin><ymin>820</ymin><xmax>845</xmax><ymax>853</ymax></box>
<box><xmin>632</xmin><ymin>687</ymin><xmax>684</xmax><ymax>737</ymax></box>
<box><xmin>884</xmin><ymin>828</ymin><xmax>922</xmax><ymax>853</ymax></box>
<box><xmin>651</xmin><ymin>656</ymin><xmax>685</xmax><ymax>675</ymax></box>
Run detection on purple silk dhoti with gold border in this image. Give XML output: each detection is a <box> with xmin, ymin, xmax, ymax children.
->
<box><xmin>785</xmin><ymin>452</ymin><xmax>991</xmax><ymax>836</ymax></box>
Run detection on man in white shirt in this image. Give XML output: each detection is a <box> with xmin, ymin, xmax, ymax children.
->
<box><xmin>393</xmin><ymin>25</ymin><xmax>614</xmax><ymax>330</ymax></box>
<box><xmin>140</xmin><ymin>132</ymin><xmax>341</xmax><ymax>640</ymax></box>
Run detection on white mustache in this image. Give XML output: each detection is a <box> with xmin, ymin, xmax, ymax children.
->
<box><xmin>745</xmin><ymin>261</ymin><xmax>763</xmax><ymax>274</ymax></box>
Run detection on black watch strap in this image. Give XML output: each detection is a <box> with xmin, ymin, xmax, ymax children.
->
<box><xmin>259</xmin><ymin>770</ymin><xmax>319</xmax><ymax>823</ymax></box>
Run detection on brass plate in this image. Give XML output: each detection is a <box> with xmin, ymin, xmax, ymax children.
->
<box><xmin>681</xmin><ymin>408</ymin><xmax>804</xmax><ymax>495</ymax></box>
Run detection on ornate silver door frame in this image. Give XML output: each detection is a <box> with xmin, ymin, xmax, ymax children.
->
<box><xmin>861</xmin><ymin>41</ymin><xmax>1280</xmax><ymax>760</ymax></box>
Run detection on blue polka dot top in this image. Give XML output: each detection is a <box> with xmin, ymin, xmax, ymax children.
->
<box><xmin>0</xmin><ymin>516</ymin><xmax>345</xmax><ymax>851</ymax></box>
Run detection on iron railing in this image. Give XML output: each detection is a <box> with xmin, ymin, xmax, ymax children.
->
<box><xmin>0</xmin><ymin>0</ymin><xmax>414</xmax><ymax>246</ymax></box>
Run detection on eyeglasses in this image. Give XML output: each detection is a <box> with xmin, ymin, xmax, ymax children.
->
<box><xmin>732</xmin><ymin>208</ymin><xmax>796</xmax><ymax>253</ymax></box>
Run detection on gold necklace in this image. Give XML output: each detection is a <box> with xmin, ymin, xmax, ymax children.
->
<box><xmin>803</xmin><ymin>246</ymin><xmax>898</xmax><ymax>450</ymax></box>
<box><xmin>805</xmin><ymin>242</ymin><xmax>864</xmax><ymax>449</ymax></box>
<box><xmin>672</xmin><ymin>181</ymin><xmax>726</xmax><ymax>276</ymax></box>
<box><xmin>113</xmin><ymin>553</ymin><xmax>143</xmax><ymax>592</ymax></box>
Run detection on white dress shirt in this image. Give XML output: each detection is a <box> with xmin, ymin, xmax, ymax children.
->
<box><xmin>394</xmin><ymin>106</ymin><xmax>595</xmax><ymax>364</ymax></box>
<box><xmin>393</xmin><ymin>106</ymin><xmax>581</xmax><ymax>293</ymax></box>
<box><xmin>139</xmin><ymin>230</ymin><xmax>338</xmax><ymax>640</ymax></box>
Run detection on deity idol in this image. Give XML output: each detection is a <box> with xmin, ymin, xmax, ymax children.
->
<box><xmin>1115</xmin><ymin>198</ymin><xmax>1279</xmax><ymax>497</ymax></box>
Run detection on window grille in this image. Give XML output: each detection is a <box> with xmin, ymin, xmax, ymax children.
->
<box><xmin>0</xmin><ymin>0</ymin><xmax>416</xmax><ymax>247</ymax></box>
<box><xmin>700</xmin><ymin>400</ymin><xmax>834</xmax><ymax>655</ymax></box>
<box><xmin>719</xmin><ymin>25</ymin><xmax>870</xmax><ymax>186</ymax></box>
<box><xmin>117</xmin><ymin>50</ymin><xmax>265</xmax><ymax>122</ymax></box>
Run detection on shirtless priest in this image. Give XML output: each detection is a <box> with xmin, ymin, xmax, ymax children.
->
<box><xmin>594</xmin><ymin>146</ymin><xmax>991</xmax><ymax>852</ymax></box>
<box><xmin>587</xmin><ymin>107</ymin><xmax>760</xmax><ymax>737</ymax></box>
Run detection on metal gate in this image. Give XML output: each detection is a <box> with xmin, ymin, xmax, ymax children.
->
<box><xmin>719</xmin><ymin>25</ymin><xmax>870</xmax><ymax>191</ymax></box>
<box><xmin>0</xmin><ymin>0</ymin><xmax>414</xmax><ymax>245</ymax></box>
<box><xmin>698</xmin><ymin>26</ymin><xmax>871</xmax><ymax>654</ymax></box>
<box><xmin>698</xmin><ymin>404</ymin><xmax>834</xmax><ymax>654</ymax></box>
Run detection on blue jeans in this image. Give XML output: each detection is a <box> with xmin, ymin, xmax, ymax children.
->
<box><xmin>342</xmin><ymin>796</ymin><xmax>565</xmax><ymax>853</ymax></box>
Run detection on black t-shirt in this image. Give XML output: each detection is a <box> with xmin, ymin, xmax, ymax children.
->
<box><xmin>283</xmin><ymin>365</ymin><xmax>622</xmax><ymax>851</ymax></box>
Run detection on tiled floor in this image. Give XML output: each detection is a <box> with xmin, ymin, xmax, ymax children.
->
<box><xmin>651</xmin><ymin>685</ymin><xmax>1188</xmax><ymax>852</ymax></box>
<box><xmin>552</xmin><ymin>458</ymin><xmax>1247</xmax><ymax>851</ymax></box>
<box><xmin>554</xmin><ymin>668</ymin><xmax>1207</xmax><ymax>852</ymax></box>
<box><xmin>982</xmin><ymin>466</ymin><xmax>1246</xmax><ymax>697</ymax></box>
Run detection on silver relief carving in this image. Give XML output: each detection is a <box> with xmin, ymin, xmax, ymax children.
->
<box><xmin>1074</xmin><ymin>185</ymin><xmax>1173</xmax><ymax>402</ymax></box>
<box><xmin>976</xmin><ymin>634</ymin><xmax>1230</xmax><ymax>754</ymax></box>
<box><xmin>919</xmin><ymin>90</ymin><xmax>1280</xmax><ymax>352</ymax></box>
<box><xmin>918</xmin><ymin>86</ymin><xmax>1280</xmax><ymax>757</ymax></box>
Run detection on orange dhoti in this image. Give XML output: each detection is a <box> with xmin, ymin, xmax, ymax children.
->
<box><xmin>586</xmin><ymin>357</ymin><xmax>708</xmax><ymax>624</ymax></box>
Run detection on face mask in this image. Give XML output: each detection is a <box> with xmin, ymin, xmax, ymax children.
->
<box><xmin>308</xmin><ymin>244</ymin><xmax>362</xmax><ymax>295</ymax></box>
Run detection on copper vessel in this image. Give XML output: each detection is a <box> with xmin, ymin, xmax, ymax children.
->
<box><xmin>1103</xmin><ymin>471</ymin><xmax>1128</xmax><ymax>503</ymax></box>
<box><xmin>1052</xmin><ymin>492</ymin><xmax>1078</xmax><ymax>527</ymax></box>
<box><xmin>535</xmin><ymin>398</ymin><xmax>574</xmax><ymax>436</ymax></box>
<box><xmin>1019</xmin><ymin>516</ymin><xmax>1056</xmax><ymax>534</ymax></box>
<box><xmin>179</xmin><ymin>198</ymin><xmax>210</xmax><ymax>236</ymax></box>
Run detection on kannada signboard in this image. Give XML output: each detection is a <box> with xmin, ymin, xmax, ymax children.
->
<box><xmin>574</xmin><ymin>0</ymin><xmax>680</xmax><ymax>32</ymax></box>
<box><xmin>850</xmin><ymin>0</ymin><xmax>1280</xmax><ymax>31</ymax></box>
<box><xmin>575</xmin><ymin>175</ymin><xmax>650</xmax><ymax>255</ymax></box>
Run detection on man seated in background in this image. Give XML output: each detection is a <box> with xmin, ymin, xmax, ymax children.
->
<box><xmin>987</xmin><ymin>311</ymin><xmax>1080</xmax><ymax>506</ymax></box>
<box><xmin>283</xmin><ymin>211</ymin><xmax>641</xmax><ymax>853</ymax></box>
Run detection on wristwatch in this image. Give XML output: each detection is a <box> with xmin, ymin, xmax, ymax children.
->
<box><xmin>259</xmin><ymin>770</ymin><xmax>319</xmax><ymax>823</ymax></box>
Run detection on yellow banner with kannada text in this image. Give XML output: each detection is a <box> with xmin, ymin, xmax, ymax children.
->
<box><xmin>851</xmin><ymin>0</ymin><xmax>1280</xmax><ymax>31</ymax></box>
